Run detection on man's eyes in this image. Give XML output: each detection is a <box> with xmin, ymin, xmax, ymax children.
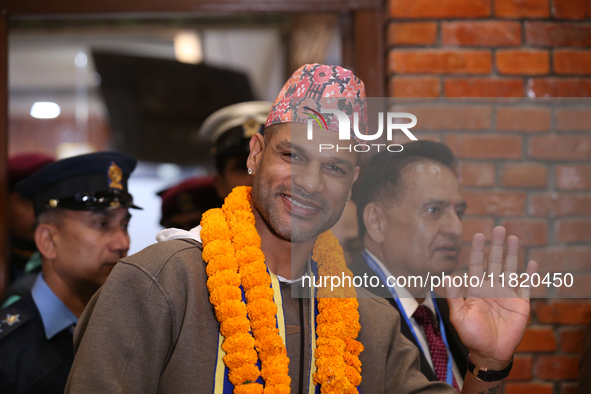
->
<box><xmin>283</xmin><ymin>152</ymin><xmax>301</xmax><ymax>161</ymax></box>
<box><xmin>427</xmin><ymin>207</ymin><xmax>441</xmax><ymax>214</ymax></box>
<box><xmin>95</xmin><ymin>219</ymin><xmax>129</xmax><ymax>231</ymax></box>
<box><xmin>326</xmin><ymin>165</ymin><xmax>346</xmax><ymax>175</ymax></box>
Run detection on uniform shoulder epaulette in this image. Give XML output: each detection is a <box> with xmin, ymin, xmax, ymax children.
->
<box><xmin>0</xmin><ymin>298</ymin><xmax>35</xmax><ymax>341</ymax></box>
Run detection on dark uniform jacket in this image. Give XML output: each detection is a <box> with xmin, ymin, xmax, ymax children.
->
<box><xmin>0</xmin><ymin>294</ymin><xmax>74</xmax><ymax>394</ymax></box>
<box><xmin>65</xmin><ymin>238</ymin><xmax>456</xmax><ymax>393</ymax></box>
<box><xmin>349</xmin><ymin>253</ymin><xmax>469</xmax><ymax>382</ymax></box>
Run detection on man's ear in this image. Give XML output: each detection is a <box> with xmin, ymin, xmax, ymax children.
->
<box><xmin>246</xmin><ymin>133</ymin><xmax>265</xmax><ymax>175</ymax></box>
<box><xmin>363</xmin><ymin>202</ymin><xmax>386</xmax><ymax>244</ymax></box>
<box><xmin>347</xmin><ymin>166</ymin><xmax>361</xmax><ymax>201</ymax></box>
<box><xmin>35</xmin><ymin>224</ymin><xmax>58</xmax><ymax>260</ymax></box>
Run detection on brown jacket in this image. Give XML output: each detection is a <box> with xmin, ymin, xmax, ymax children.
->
<box><xmin>65</xmin><ymin>238</ymin><xmax>453</xmax><ymax>393</ymax></box>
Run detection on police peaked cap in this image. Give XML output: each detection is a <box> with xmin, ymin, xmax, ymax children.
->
<box><xmin>16</xmin><ymin>151</ymin><xmax>142</xmax><ymax>217</ymax></box>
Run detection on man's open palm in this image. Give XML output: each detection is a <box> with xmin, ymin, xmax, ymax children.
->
<box><xmin>446</xmin><ymin>226</ymin><xmax>538</xmax><ymax>369</ymax></box>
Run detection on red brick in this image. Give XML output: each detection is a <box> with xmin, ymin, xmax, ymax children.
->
<box><xmin>497</xmin><ymin>49</ymin><xmax>550</xmax><ymax>75</ymax></box>
<box><xmin>556</xmin><ymin>220</ymin><xmax>591</xmax><ymax>242</ymax></box>
<box><xmin>552</xmin><ymin>0</ymin><xmax>591</xmax><ymax>20</ymax></box>
<box><xmin>516</xmin><ymin>326</ymin><xmax>556</xmax><ymax>352</ymax></box>
<box><xmin>535</xmin><ymin>355</ymin><xmax>580</xmax><ymax>380</ymax></box>
<box><xmin>528</xmin><ymin>136</ymin><xmax>591</xmax><ymax>161</ymax></box>
<box><xmin>534</xmin><ymin>300</ymin><xmax>591</xmax><ymax>324</ymax></box>
<box><xmin>390</xmin><ymin>104</ymin><xmax>492</xmax><ymax>131</ymax></box>
<box><xmin>389</xmin><ymin>77</ymin><xmax>440</xmax><ymax>98</ymax></box>
<box><xmin>527</xmin><ymin>78</ymin><xmax>591</xmax><ymax>97</ymax></box>
<box><xmin>462</xmin><ymin>191</ymin><xmax>526</xmax><ymax>216</ymax></box>
<box><xmin>461</xmin><ymin>217</ymin><xmax>495</xmax><ymax>242</ymax></box>
<box><xmin>391</xmin><ymin>133</ymin><xmax>442</xmax><ymax>145</ymax></box>
<box><xmin>561</xmin><ymin>383</ymin><xmax>579</xmax><ymax>394</ymax></box>
<box><xmin>525</xmin><ymin>22</ymin><xmax>591</xmax><ymax>47</ymax></box>
<box><xmin>446</xmin><ymin>134</ymin><xmax>522</xmax><ymax>159</ymax></box>
<box><xmin>389</xmin><ymin>50</ymin><xmax>492</xmax><ymax>74</ymax></box>
<box><xmin>554</xmin><ymin>50</ymin><xmax>591</xmax><ymax>75</ymax></box>
<box><xmin>506</xmin><ymin>355</ymin><xmax>533</xmax><ymax>381</ymax></box>
<box><xmin>458</xmin><ymin>162</ymin><xmax>495</xmax><ymax>187</ymax></box>
<box><xmin>560</xmin><ymin>327</ymin><xmax>586</xmax><ymax>352</ymax></box>
<box><xmin>556</xmin><ymin>165</ymin><xmax>591</xmax><ymax>190</ymax></box>
<box><xmin>388</xmin><ymin>22</ymin><xmax>438</xmax><ymax>46</ymax></box>
<box><xmin>529</xmin><ymin>194</ymin><xmax>591</xmax><ymax>216</ymax></box>
<box><xmin>504</xmin><ymin>382</ymin><xmax>553</xmax><ymax>394</ymax></box>
<box><xmin>500</xmin><ymin>219</ymin><xmax>547</xmax><ymax>246</ymax></box>
<box><xmin>495</xmin><ymin>0</ymin><xmax>550</xmax><ymax>18</ymax></box>
<box><xmin>556</xmin><ymin>108</ymin><xmax>591</xmax><ymax>132</ymax></box>
<box><xmin>501</xmin><ymin>163</ymin><xmax>547</xmax><ymax>188</ymax></box>
<box><xmin>441</xmin><ymin>21</ymin><xmax>521</xmax><ymax>47</ymax></box>
<box><xmin>445</xmin><ymin>78</ymin><xmax>523</xmax><ymax>97</ymax></box>
<box><xmin>496</xmin><ymin>106</ymin><xmax>551</xmax><ymax>132</ymax></box>
<box><xmin>390</xmin><ymin>0</ymin><xmax>490</xmax><ymax>18</ymax></box>
<box><xmin>557</xmin><ymin>273</ymin><xmax>591</xmax><ymax>297</ymax></box>
<box><xmin>530</xmin><ymin>247</ymin><xmax>591</xmax><ymax>273</ymax></box>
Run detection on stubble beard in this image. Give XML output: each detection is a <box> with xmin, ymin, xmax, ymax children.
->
<box><xmin>251</xmin><ymin>176</ymin><xmax>345</xmax><ymax>243</ymax></box>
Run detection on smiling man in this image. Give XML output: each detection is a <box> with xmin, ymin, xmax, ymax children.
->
<box><xmin>65</xmin><ymin>64</ymin><xmax>535</xmax><ymax>394</ymax></box>
<box><xmin>0</xmin><ymin>152</ymin><xmax>140</xmax><ymax>394</ymax></box>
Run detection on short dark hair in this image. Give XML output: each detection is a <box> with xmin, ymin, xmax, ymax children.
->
<box><xmin>215</xmin><ymin>152</ymin><xmax>250</xmax><ymax>175</ymax></box>
<box><xmin>354</xmin><ymin>140</ymin><xmax>458</xmax><ymax>239</ymax></box>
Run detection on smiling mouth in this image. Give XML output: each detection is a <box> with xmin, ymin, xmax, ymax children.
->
<box><xmin>280</xmin><ymin>193</ymin><xmax>323</xmax><ymax>218</ymax></box>
<box><xmin>284</xmin><ymin>194</ymin><xmax>318</xmax><ymax>210</ymax></box>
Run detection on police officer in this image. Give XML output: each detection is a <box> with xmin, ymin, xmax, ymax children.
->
<box><xmin>198</xmin><ymin>101</ymin><xmax>272</xmax><ymax>200</ymax></box>
<box><xmin>158</xmin><ymin>176</ymin><xmax>222</xmax><ymax>231</ymax></box>
<box><xmin>0</xmin><ymin>151</ymin><xmax>141</xmax><ymax>394</ymax></box>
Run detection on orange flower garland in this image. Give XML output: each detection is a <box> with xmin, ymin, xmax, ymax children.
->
<box><xmin>313</xmin><ymin>232</ymin><xmax>364</xmax><ymax>394</ymax></box>
<box><xmin>201</xmin><ymin>186</ymin><xmax>362</xmax><ymax>394</ymax></box>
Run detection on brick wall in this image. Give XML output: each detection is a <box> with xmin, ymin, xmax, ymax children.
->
<box><xmin>386</xmin><ymin>0</ymin><xmax>591</xmax><ymax>392</ymax></box>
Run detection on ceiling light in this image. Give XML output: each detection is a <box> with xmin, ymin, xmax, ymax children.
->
<box><xmin>174</xmin><ymin>31</ymin><xmax>203</xmax><ymax>64</ymax></box>
<box><xmin>30</xmin><ymin>102</ymin><xmax>61</xmax><ymax>119</ymax></box>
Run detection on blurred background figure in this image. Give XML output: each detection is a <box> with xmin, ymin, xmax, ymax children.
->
<box><xmin>198</xmin><ymin>101</ymin><xmax>272</xmax><ymax>200</ymax></box>
<box><xmin>7</xmin><ymin>153</ymin><xmax>55</xmax><ymax>285</ymax></box>
<box><xmin>158</xmin><ymin>176</ymin><xmax>222</xmax><ymax>230</ymax></box>
<box><xmin>0</xmin><ymin>151</ymin><xmax>140</xmax><ymax>394</ymax></box>
<box><xmin>330</xmin><ymin>200</ymin><xmax>363</xmax><ymax>266</ymax></box>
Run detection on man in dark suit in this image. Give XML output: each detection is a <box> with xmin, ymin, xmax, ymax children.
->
<box><xmin>350</xmin><ymin>141</ymin><xmax>469</xmax><ymax>391</ymax></box>
<box><xmin>0</xmin><ymin>152</ymin><xmax>141</xmax><ymax>394</ymax></box>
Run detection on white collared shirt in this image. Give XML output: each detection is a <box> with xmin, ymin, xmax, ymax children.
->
<box><xmin>364</xmin><ymin>249</ymin><xmax>464</xmax><ymax>388</ymax></box>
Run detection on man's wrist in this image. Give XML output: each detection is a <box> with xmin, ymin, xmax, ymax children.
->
<box><xmin>468</xmin><ymin>353</ymin><xmax>512</xmax><ymax>372</ymax></box>
<box><xmin>468</xmin><ymin>353</ymin><xmax>513</xmax><ymax>382</ymax></box>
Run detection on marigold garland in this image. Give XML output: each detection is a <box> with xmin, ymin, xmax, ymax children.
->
<box><xmin>201</xmin><ymin>186</ymin><xmax>363</xmax><ymax>394</ymax></box>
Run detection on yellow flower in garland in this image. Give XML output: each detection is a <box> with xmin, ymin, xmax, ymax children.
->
<box><xmin>201</xmin><ymin>186</ymin><xmax>362</xmax><ymax>394</ymax></box>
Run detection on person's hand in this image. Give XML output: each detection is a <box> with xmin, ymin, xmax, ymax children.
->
<box><xmin>446</xmin><ymin>226</ymin><xmax>538</xmax><ymax>370</ymax></box>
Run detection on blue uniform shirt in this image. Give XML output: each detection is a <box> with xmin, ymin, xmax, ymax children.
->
<box><xmin>31</xmin><ymin>273</ymin><xmax>78</xmax><ymax>339</ymax></box>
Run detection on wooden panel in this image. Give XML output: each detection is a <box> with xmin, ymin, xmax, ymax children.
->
<box><xmin>0</xmin><ymin>12</ymin><xmax>8</xmax><ymax>299</ymax></box>
<box><xmin>5</xmin><ymin>0</ymin><xmax>381</xmax><ymax>16</ymax></box>
<box><xmin>340</xmin><ymin>11</ymin><xmax>356</xmax><ymax>71</ymax></box>
<box><xmin>354</xmin><ymin>8</ymin><xmax>386</xmax><ymax>97</ymax></box>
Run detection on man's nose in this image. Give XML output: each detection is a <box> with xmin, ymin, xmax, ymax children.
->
<box><xmin>111</xmin><ymin>228</ymin><xmax>130</xmax><ymax>254</ymax></box>
<box><xmin>292</xmin><ymin>162</ymin><xmax>324</xmax><ymax>195</ymax></box>
<box><xmin>441</xmin><ymin>209</ymin><xmax>463</xmax><ymax>240</ymax></box>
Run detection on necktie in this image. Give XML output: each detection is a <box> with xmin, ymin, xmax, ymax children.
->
<box><xmin>412</xmin><ymin>305</ymin><xmax>460</xmax><ymax>392</ymax></box>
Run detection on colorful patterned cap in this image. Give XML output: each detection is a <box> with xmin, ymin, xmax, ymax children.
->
<box><xmin>265</xmin><ymin>64</ymin><xmax>368</xmax><ymax>143</ymax></box>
